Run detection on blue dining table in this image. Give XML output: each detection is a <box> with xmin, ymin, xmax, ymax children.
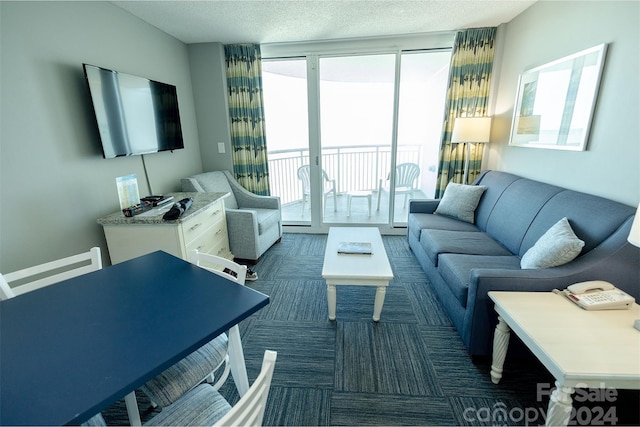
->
<box><xmin>0</xmin><ymin>250</ymin><xmax>269</xmax><ymax>426</ymax></box>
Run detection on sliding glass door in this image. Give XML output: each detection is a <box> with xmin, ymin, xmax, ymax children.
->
<box><xmin>262</xmin><ymin>49</ymin><xmax>451</xmax><ymax>231</ymax></box>
<box><xmin>319</xmin><ymin>54</ymin><xmax>396</xmax><ymax>224</ymax></box>
<box><xmin>394</xmin><ymin>51</ymin><xmax>451</xmax><ymax>224</ymax></box>
<box><xmin>262</xmin><ymin>59</ymin><xmax>310</xmax><ymax>225</ymax></box>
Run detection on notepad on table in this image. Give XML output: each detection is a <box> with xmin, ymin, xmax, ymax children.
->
<box><xmin>337</xmin><ymin>242</ymin><xmax>372</xmax><ymax>255</ymax></box>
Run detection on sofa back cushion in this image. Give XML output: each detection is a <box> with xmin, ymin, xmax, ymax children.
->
<box><xmin>483</xmin><ymin>178</ymin><xmax>563</xmax><ymax>255</ymax></box>
<box><xmin>473</xmin><ymin>171</ymin><xmax>521</xmax><ymax>230</ymax></box>
<box><xmin>520</xmin><ymin>190</ymin><xmax>635</xmax><ymax>256</ymax></box>
<box><xmin>473</xmin><ymin>171</ymin><xmax>636</xmax><ymax>259</ymax></box>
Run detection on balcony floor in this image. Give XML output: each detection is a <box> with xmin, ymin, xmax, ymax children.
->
<box><xmin>281</xmin><ymin>189</ymin><xmax>429</xmax><ymax>227</ymax></box>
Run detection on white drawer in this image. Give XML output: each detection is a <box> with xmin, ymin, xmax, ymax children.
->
<box><xmin>185</xmin><ymin>221</ymin><xmax>229</xmax><ymax>257</ymax></box>
<box><xmin>181</xmin><ymin>201</ymin><xmax>225</xmax><ymax>245</ymax></box>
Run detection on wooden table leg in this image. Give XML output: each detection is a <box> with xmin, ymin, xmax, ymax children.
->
<box><xmin>490</xmin><ymin>315</ymin><xmax>511</xmax><ymax>384</ymax></box>
<box><xmin>124</xmin><ymin>391</ymin><xmax>141</xmax><ymax>426</ymax></box>
<box><xmin>227</xmin><ymin>325</ymin><xmax>249</xmax><ymax>396</ymax></box>
<box><xmin>546</xmin><ymin>381</ymin><xmax>574</xmax><ymax>426</ymax></box>
<box><xmin>327</xmin><ymin>283</ymin><xmax>337</xmax><ymax>320</ymax></box>
<box><xmin>372</xmin><ymin>285</ymin><xmax>387</xmax><ymax>322</ymax></box>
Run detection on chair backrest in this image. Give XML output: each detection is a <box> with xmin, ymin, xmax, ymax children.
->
<box><xmin>182</xmin><ymin>171</ymin><xmax>239</xmax><ymax>209</ymax></box>
<box><xmin>395</xmin><ymin>163</ymin><xmax>420</xmax><ymax>187</ymax></box>
<box><xmin>189</xmin><ymin>249</ymin><xmax>247</xmax><ymax>285</ymax></box>
<box><xmin>2</xmin><ymin>247</ymin><xmax>102</xmax><ymax>298</ymax></box>
<box><xmin>297</xmin><ymin>165</ymin><xmax>312</xmax><ymax>194</ymax></box>
<box><xmin>214</xmin><ymin>350</ymin><xmax>277</xmax><ymax>427</ymax></box>
<box><xmin>298</xmin><ymin>165</ymin><xmax>332</xmax><ymax>194</ymax></box>
<box><xmin>0</xmin><ymin>273</ymin><xmax>15</xmax><ymax>300</ymax></box>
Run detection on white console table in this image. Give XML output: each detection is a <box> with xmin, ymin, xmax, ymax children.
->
<box><xmin>488</xmin><ymin>291</ymin><xmax>640</xmax><ymax>427</ymax></box>
<box><xmin>98</xmin><ymin>192</ymin><xmax>232</xmax><ymax>264</ymax></box>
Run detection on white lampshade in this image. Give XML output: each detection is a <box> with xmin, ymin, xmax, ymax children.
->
<box><xmin>451</xmin><ymin>117</ymin><xmax>492</xmax><ymax>144</ymax></box>
<box><xmin>628</xmin><ymin>204</ymin><xmax>640</xmax><ymax>247</ymax></box>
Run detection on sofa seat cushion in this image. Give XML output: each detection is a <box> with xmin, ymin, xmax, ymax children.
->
<box><xmin>437</xmin><ymin>254</ymin><xmax>522</xmax><ymax>307</ymax></box>
<box><xmin>409</xmin><ymin>213</ymin><xmax>481</xmax><ymax>238</ymax></box>
<box><xmin>420</xmin><ymin>230</ymin><xmax>513</xmax><ymax>265</ymax></box>
<box><xmin>255</xmin><ymin>208</ymin><xmax>281</xmax><ymax>235</ymax></box>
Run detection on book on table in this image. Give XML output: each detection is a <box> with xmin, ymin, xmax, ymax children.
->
<box><xmin>337</xmin><ymin>242</ymin><xmax>372</xmax><ymax>255</ymax></box>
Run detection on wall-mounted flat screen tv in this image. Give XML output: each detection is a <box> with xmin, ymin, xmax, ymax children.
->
<box><xmin>83</xmin><ymin>64</ymin><xmax>184</xmax><ymax>158</ymax></box>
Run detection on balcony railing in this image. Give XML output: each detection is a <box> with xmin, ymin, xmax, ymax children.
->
<box><xmin>268</xmin><ymin>144</ymin><xmax>422</xmax><ymax>206</ymax></box>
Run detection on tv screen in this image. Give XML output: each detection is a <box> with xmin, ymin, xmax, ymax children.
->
<box><xmin>83</xmin><ymin>64</ymin><xmax>184</xmax><ymax>158</ymax></box>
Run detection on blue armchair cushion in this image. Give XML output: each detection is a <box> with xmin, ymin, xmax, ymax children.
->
<box><xmin>255</xmin><ymin>208</ymin><xmax>281</xmax><ymax>235</ymax></box>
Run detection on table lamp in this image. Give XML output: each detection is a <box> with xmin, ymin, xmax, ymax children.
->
<box><xmin>451</xmin><ymin>117</ymin><xmax>492</xmax><ymax>184</ymax></box>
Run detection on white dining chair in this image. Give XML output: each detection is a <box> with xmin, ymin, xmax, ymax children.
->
<box><xmin>147</xmin><ymin>350</ymin><xmax>277</xmax><ymax>427</ymax></box>
<box><xmin>84</xmin><ymin>350</ymin><xmax>277</xmax><ymax>427</ymax></box>
<box><xmin>140</xmin><ymin>250</ymin><xmax>247</xmax><ymax>408</ymax></box>
<box><xmin>0</xmin><ymin>247</ymin><xmax>102</xmax><ymax>300</ymax></box>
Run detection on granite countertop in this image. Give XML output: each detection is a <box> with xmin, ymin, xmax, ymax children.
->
<box><xmin>97</xmin><ymin>192</ymin><xmax>228</xmax><ymax>226</ymax></box>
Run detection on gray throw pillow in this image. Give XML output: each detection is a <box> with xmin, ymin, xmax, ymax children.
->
<box><xmin>521</xmin><ymin>217</ymin><xmax>585</xmax><ymax>269</ymax></box>
<box><xmin>434</xmin><ymin>183</ymin><xmax>487</xmax><ymax>224</ymax></box>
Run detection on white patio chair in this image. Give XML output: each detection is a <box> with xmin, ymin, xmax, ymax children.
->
<box><xmin>0</xmin><ymin>247</ymin><xmax>102</xmax><ymax>300</ymax></box>
<box><xmin>377</xmin><ymin>162</ymin><xmax>420</xmax><ymax>210</ymax></box>
<box><xmin>297</xmin><ymin>165</ymin><xmax>337</xmax><ymax>214</ymax></box>
<box><xmin>85</xmin><ymin>350</ymin><xmax>277</xmax><ymax>427</ymax></box>
<box><xmin>140</xmin><ymin>250</ymin><xmax>247</xmax><ymax>408</ymax></box>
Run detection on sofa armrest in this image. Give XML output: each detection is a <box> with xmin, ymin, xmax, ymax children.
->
<box><xmin>225</xmin><ymin>208</ymin><xmax>259</xmax><ymax>243</ymax></box>
<box><xmin>463</xmin><ymin>240</ymin><xmax>639</xmax><ymax>356</ymax></box>
<box><xmin>409</xmin><ymin>199</ymin><xmax>440</xmax><ymax>214</ymax></box>
<box><xmin>461</xmin><ymin>267</ymin><xmax>584</xmax><ymax>356</ymax></box>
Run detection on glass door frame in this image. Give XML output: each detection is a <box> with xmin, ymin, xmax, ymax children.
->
<box><xmin>262</xmin><ymin>33</ymin><xmax>455</xmax><ymax>235</ymax></box>
<box><xmin>309</xmin><ymin>51</ymin><xmax>403</xmax><ymax>234</ymax></box>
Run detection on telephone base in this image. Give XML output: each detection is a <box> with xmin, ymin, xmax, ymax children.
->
<box><xmin>634</xmin><ymin>319</ymin><xmax>640</xmax><ymax>332</ymax></box>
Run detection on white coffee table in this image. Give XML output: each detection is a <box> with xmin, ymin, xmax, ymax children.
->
<box><xmin>489</xmin><ymin>291</ymin><xmax>640</xmax><ymax>427</ymax></box>
<box><xmin>322</xmin><ymin>227</ymin><xmax>393</xmax><ymax>321</ymax></box>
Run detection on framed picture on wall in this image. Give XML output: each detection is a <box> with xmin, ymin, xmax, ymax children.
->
<box><xmin>509</xmin><ymin>43</ymin><xmax>607</xmax><ymax>151</ymax></box>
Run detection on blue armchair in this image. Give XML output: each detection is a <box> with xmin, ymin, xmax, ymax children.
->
<box><xmin>182</xmin><ymin>171</ymin><xmax>282</xmax><ymax>263</ymax></box>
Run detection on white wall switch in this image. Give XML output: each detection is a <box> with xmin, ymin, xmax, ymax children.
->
<box><xmin>218</xmin><ymin>142</ymin><xmax>226</xmax><ymax>153</ymax></box>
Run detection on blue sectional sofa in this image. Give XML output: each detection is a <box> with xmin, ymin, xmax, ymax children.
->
<box><xmin>408</xmin><ymin>170</ymin><xmax>639</xmax><ymax>356</ymax></box>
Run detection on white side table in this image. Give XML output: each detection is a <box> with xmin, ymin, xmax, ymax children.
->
<box><xmin>489</xmin><ymin>291</ymin><xmax>640</xmax><ymax>427</ymax></box>
<box><xmin>346</xmin><ymin>190</ymin><xmax>372</xmax><ymax>217</ymax></box>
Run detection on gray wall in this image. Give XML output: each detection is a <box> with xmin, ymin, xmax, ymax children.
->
<box><xmin>0</xmin><ymin>1</ymin><xmax>203</xmax><ymax>271</ymax></box>
<box><xmin>187</xmin><ymin>43</ymin><xmax>235</xmax><ymax>172</ymax></box>
<box><xmin>2</xmin><ymin>1</ymin><xmax>637</xmax><ymax>274</ymax></box>
<box><xmin>487</xmin><ymin>0</ymin><xmax>639</xmax><ymax>207</ymax></box>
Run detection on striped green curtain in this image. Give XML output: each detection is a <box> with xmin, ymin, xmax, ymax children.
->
<box><xmin>435</xmin><ymin>27</ymin><xmax>496</xmax><ymax>197</ymax></box>
<box><xmin>224</xmin><ymin>44</ymin><xmax>270</xmax><ymax>195</ymax></box>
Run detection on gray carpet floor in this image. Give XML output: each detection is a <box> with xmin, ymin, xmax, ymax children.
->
<box><xmin>102</xmin><ymin>233</ymin><xmax>639</xmax><ymax>426</ymax></box>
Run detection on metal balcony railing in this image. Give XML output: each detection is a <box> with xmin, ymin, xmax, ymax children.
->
<box><xmin>268</xmin><ymin>144</ymin><xmax>422</xmax><ymax>205</ymax></box>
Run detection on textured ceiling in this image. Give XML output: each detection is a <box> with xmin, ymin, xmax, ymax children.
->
<box><xmin>112</xmin><ymin>0</ymin><xmax>536</xmax><ymax>45</ymax></box>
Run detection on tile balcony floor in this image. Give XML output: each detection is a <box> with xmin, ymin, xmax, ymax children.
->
<box><xmin>281</xmin><ymin>190</ymin><xmax>430</xmax><ymax>226</ymax></box>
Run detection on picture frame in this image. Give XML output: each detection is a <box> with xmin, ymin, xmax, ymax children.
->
<box><xmin>508</xmin><ymin>44</ymin><xmax>607</xmax><ymax>151</ymax></box>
